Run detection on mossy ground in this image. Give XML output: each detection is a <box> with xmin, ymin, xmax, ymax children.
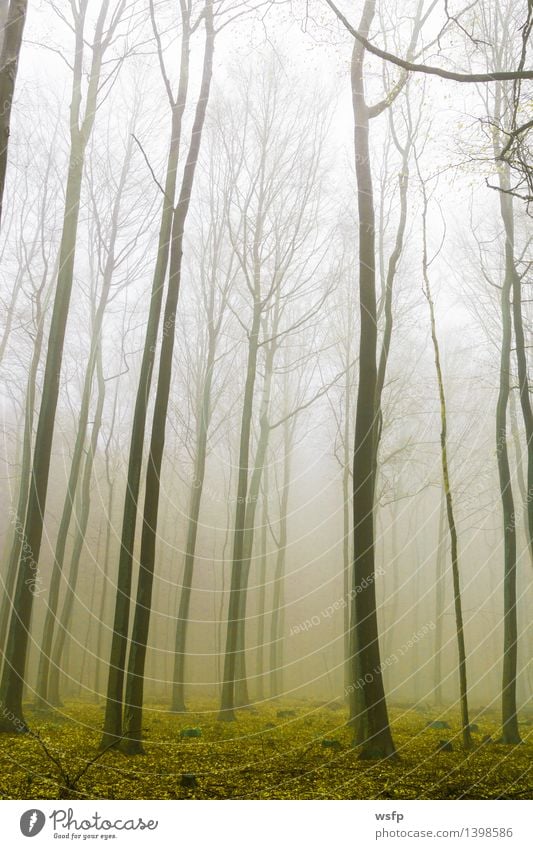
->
<box><xmin>0</xmin><ymin>699</ymin><xmax>531</xmax><ymax>799</ymax></box>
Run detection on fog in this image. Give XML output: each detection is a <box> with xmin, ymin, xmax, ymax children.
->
<box><xmin>0</xmin><ymin>0</ymin><xmax>531</xmax><ymax>785</ymax></box>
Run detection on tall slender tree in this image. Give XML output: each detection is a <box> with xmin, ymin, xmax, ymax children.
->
<box><xmin>417</xmin><ymin>152</ymin><xmax>472</xmax><ymax>748</ymax></box>
<box><xmin>0</xmin><ymin>0</ymin><xmax>129</xmax><ymax>731</ymax></box>
<box><xmin>0</xmin><ymin>136</ymin><xmax>59</xmax><ymax>665</ymax></box>
<box><xmin>101</xmin><ymin>0</ymin><xmax>198</xmax><ymax>747</ymax></box>
<box><xmin>169</xmin><ymin>139</ymin><xmax>235</xmax><ymax>713</ymax></box>
<box><xmin>218</xmin><ymin>59</ymin><xmax>329</xmax><ymax>719</ymax></box>
<box><xmin>34</xmin><ymin>127</ymin><xmax>137</xmax><ymax>709</ymax></box>
<box><xmin>121</xmin><ymin>0</ymin><xmax>215</xmax><ymax>754</ymax></box>
<box><xmin>0</xmin><ymin>0</ymin><xmax>28</xmax><ymax>229</ymax></box>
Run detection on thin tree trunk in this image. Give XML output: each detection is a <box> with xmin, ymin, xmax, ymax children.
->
<box><xmin>216</xmin><ymin>493</ymin><xmax>232</xmax><ymax>691</ymax></box>
<box><xmin>77</xmin><ymin>524</ymin><xmax>102</xmax><ymax>698</ymax></box>
<box><xmin>496</xmin><ymin>249</ymin><xmax>521</xmax><ymax>744</ymax></box>
<box><xmin>269</xmin><ymin>419</ymin><xmax>291</xmax><ymax>699</ymax></box>
<box><xmin>101</xmin><ymin>5</ymin><xmax>192</xmax><ymax>748</ymax></box>
<box><xmin>233</xmin><ymin>333</ymin><xmax>278</xmax><ymax>707</ymax></box>
<box><xmin>94</xmin><ymin>479</ymin><xmax>114</xmax><ymax>702</ymax></box>
<box><xmin>0</xmin><ymin>144</ymin><xmax>85</xmax><ymax>730</ymax></box>
<box><xmin>373</xmin><ymin>135</ymin><xmax>410</xmax><ymax>473</ymax></box>
<box><xmin>255</xmin><ymin>468</ymin><xmax>269</xmax><ymax>702</ymax></box>
<box><xmin>341</xmin><ymin>350</ymin><xmax>352</xmax><ymax>699</ymax></box>
<box><xmin>433</xmin><ymin>495</ymin><xmax>446</xmax><ymax>705</ymax></box>
<box><xmin>420</xmin><ymin>186</ymin><xmax>471</xmax><ymax>746</ymax></box>
<box><xmin>47</xmin><ymin>342</ymin><xmax>106</xmax><ymax>706</ymax></box>
<box><xmin>382</xmin><ymin>508</ymin><xmax>398</xmax><ymax>666</ymax></box>
<box><xmin>0</xmin><ymin>266</ymin><xmax>50</xmax><ymax>668</ymax></box>
<box><xmin>218</xmin><ymin>304</ymin><xmax>261</xmax><ymax>720</ymax></box>
<box><xmin>121</xmin><ymin>3</ymin><xmax>214</xmax><ymax>753</ymax></box>
<box><xmin>34</xmin><ymin>135</ymin><xmax>132</xmax><ymax>710</ymax></box>
<box><xmin>492</xmin><ymin>83</ymin><xmax>521</xmax><ymax>745</ymax></box>
<box><xmin>93</xmin><ymin>367</ymin><xmax>120</xmax><ymax>702</ymax></box>
<box><xmin>0</xmin><ymin>0</ymin><xmax>28</xmax><ymax>230</ymax></box>
<box><xmin>0</xmin><ymin>0</ymin><xmax>123</xmax><ymax>732</ymax></box>
<box><xmin>170</xmin><ymin>336</ymin><xmax>216</xmax><ymax>712</ymax></box>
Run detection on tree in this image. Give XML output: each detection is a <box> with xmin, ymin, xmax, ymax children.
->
<box><xmin>0</xmin><ymin>0</ymin><xmax>28</xmax><ymax>229</ymax></box>
<box><xmin>34</xmin><ymin>125</ymin><xmax>139</xmax><ymax>709</ymax></box>
<box><xmin>120</xmin><ymin>0</ymin><xmax>215</xmax><ymax>754</ymax></box>
<box><xmin>491</xmin><ymin>86</ymin><xmax>523</xmax><ymax>744</ymax></box>
<box><xmin>0</xmin><ymin>127</ymin><xmax>59</xmax><ymax>666</ymax></box>
<box><xmin>325</xmin><ymin>0</ymin><xmax>532</xmax><ymax>758</ymax></box>
<box><xmin>0</xmin><ymin>0</ymin><xmax>130</xmax><ymax>731</ymax></box>
<box><xmin>47</xmin><ymin>336</ymin><xmax>107</xmax><ymax>705</ymax></box>
<box><xmin>478</xmin><ymin>0</ymin><xmax>529</xmax><ymax>743</ymax></box>
<box><xmin>417</xmin><ymin>149</ymin><xmax>472</xmax><ymax>749</ymax></box>
<box><xmin>268</xmin><ymin>353</ymin><xmax>316</xmax><ymax>698</ymax></box>
<box><xmin>347</xmin><ymin>0</ymin><xmax>396</xmax><ymax>758</ymax></box>
<box><xmin>169</xmin><ymin>134</ymin><xmax>235</xmax><ymax>713</ymax></box>
<box><xmin>217</xmin><ymin>58</ymin><xmax>330</xmax><ymax>719</ymax></box>
<box><xmin>93</xmin><ymin>374</ymin><xmax>122</xmax><ymax>701</ymax></box>
<box><xmin>100</xmin><ymin>0</ymin><xmax>201</xmax><ymax>747</ymax></box>
<box><xmin>327</xmin><ymin>0</ymin><xmax>433</xmax><ymax>757</ymax></box>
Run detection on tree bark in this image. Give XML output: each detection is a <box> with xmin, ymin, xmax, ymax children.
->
<box><xmin>254</xmin><ymin>469</ymin><xmax>269</xmax><ymax>702</ymax></box>
<box><xmin>121</xmin><ymin>2</ymin><xmax>214</xmax><ymax>754</ymax></box>
<box><xmin>433</xmin><ymin>496</ymin><xmax>446</xmax><ymax>705</ymax></box>
<box><xmin>0</xmin><ymin>0</ymin><xmax>28</xmax><ymax>230</ymax></box>
<box><xmin>100</xmin><ymin>4</ymin><xmax>192</xmax><ymax>748</ymax></box>
<box><xmin>350</xmin><ymin>0</ymin><xmax>396</xmax><ymax>760</ymax></box>
<box><xmin>492</xmin><ymin>81</ymin><xmax>521</xmax><ymax>745</ymax></box>
<box><xmin>496</xmin><ymin>232</ymin><xmax>521</xmax><ymax>744</ymax></box>
<box><xmin>0</xmin><ymin>0</ymin><xmax>125</xmax><ymax>733</ymax></box>
<box><xmin>269</xmin><ymin>417</ymin><xmax>292</xmax><ymax>699</ymax></box>
<box><xmin>420</xmin><ymin>176</ymin><xmax>471</xmax><ymax>748</ymax></box>
<box><xmin>0</xmin><ymin>263</ymin><xmax>49</xmax><ymax>670</ymax></box>
<box><xmin>47</xmin><ymin>339</ymin><xmax>106</xmax><ymax>705</ymax></box>
<box><xmin>34</xmin><ymin>134</ymin><xmax>132</xmax><ymax>710</ymax></box>
<box><xmin>219</xmin><ymin>304</ymin><xmax>261</xmax><ymax>720</ymax></box>
<box><xmin>0</xmin><ymin>148</ymin><xmax>84</xmax><ymax>731</ymax></box>
<box><xmin>170</xmin><ymin>332</ymin><xmax>216</xmax><ymax>712</ymax></box>
<box><xmin>233</xmin><ymin>330</ymin><xmax>278</xmax><ymax>707</ymax></box>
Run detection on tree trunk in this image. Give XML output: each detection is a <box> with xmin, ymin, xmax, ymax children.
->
<box><xmin>433</xmin><ymin>495</ymin><xmax>446</xmax><ymax>705</ymax></box>
<box><xmin>77</xmin><ymin>523</ymin><xmax>102</xmax><ymax>698</ymax></box>
<box><xmin>0</xmin><ymin>147</ymin><xmax>84</xmax><ymax>731</ymax></box>
<box><xmin>269</xmin><ymin>419</ymin><xmax>291</xmax><ymax>699</ymax></box>
<box><xmin>94</xmin><ymin>479</ymin><xmax>114</xmax><ymax>702</ymax></box>
<box><xmin>496</xmin><ymin>245</ymin><xmax>521</xmax><ymax>744</ymax></box>
<box><xmin>349</xmin><ymin>0</ymin><xmax>396</xmax><ymax>759</ymax></box>
<box><xmin>233</xmin><ymin>334</ymin><xmax>277</xmax><ymax>707</ymax></box>
<box><xmin>170</xmin><ymin>335</ymin><xmax>216</xmax><ymax>712</ymax></box>
<box><xmin>0</xmin><ymin>269</ymin><xmax>49</xmax><ymax>669</ymax></box>
<box><xmin>342</xmin><ymin>351</ymin><xmax>352</xmax><ymax>700</ymax></box>
<box><xmin>218</xmin><ymin>304</ymin><xmax>261</xmax><ymax>720</ymax></box>
<box><xmin>34</xmin><ymin>135</ymin><xmax>132</xmax><ymax>710</ymax></box>
<box><xmin>0</xmin><ymin>0</ymin><xmax>124</xmax><ymax>732</ymax></box>
<box><xmin>420</xmin><ymin>179</ymin><xmax>471</xmax><ymax>748</ymax></box>
<box><xmin>121</xmin><ymin>4</ymin><xmax>214</xmax><ymax>754</ymax></box>
<box><xmin>492</xmin><ymin>83</ymin><xmax>521</xmax><ymax>745</ymax></box>
<box><xmin>100</xmin><ymin>13</ymin><xmax>192</xmax><ymax>748</ymax></box>
<box><xmin>0</xmin><ymin>0</ymin><xmax>28</xmax><ymax>229</ymax></box>
<box><xmin>47</xmin><ymin>342</ymin><xmax>106</xmax><ymax>706</ymax></box>
<box><xmin>255</xmin><ymin>469</ymin><xmax>269</xmax><ymax>702</ymax></box>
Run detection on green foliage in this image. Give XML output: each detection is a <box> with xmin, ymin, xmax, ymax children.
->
<box><xmin>0</xmin><ymin>701</ymin><xmax>530</xmax><ymax>800</ymax></box>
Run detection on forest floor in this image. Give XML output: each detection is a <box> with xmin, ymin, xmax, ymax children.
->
<box><xmin>0</xmin><ymin>699</ymin><xmax>531</xmax><ymax>800</ymax></box>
